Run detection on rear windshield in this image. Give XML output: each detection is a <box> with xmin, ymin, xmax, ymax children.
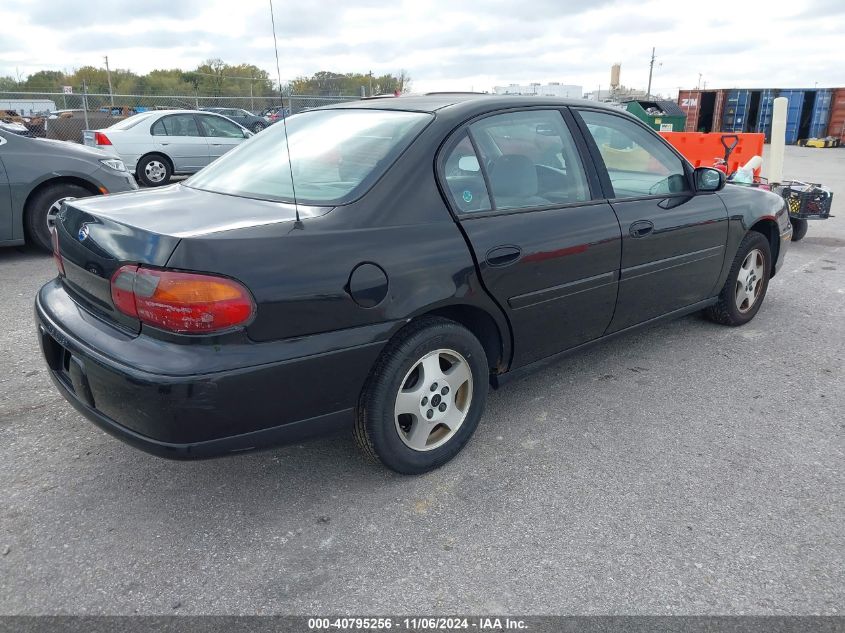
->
<box><xmin>108</xmin><ymin>112</ymin><xmax>156</xmax><ymax>130</ymax></box>
<box><xmin>185</xmin><ymin>108</ymin><xmax>432</xmax><ymax>205</ymax></box>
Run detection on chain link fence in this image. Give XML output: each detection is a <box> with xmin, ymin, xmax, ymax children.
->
<box><xmin>0</xmin><ymin>91</ymin><xmax>359</xmax><ymax>142</ymax></box>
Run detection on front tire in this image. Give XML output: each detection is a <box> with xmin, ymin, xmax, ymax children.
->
<box><xmin>790</xmin><ymin>218</ymin><xmax>808</xmax><ymax>242</ymax></box>
<box><xmin>705</xmin><ymin>231</ymin><xmax>771</xmax><ymax>326</ymax></box>
<box><xmin>354</xmin><ymin>317</ymin><xmax>488</xmax><ymax>474</ymax></box>
<box><xmin>136</xmin><ymin>154</ymin><xmax>172</xmax><ymax>187</ymax></box>
<box><xmin>251</xmin><ymin>122</ymin><xmax>266</xmax><ymax>133</ymax></box>
<box><xmin>25</xmin><ymin>183</ymin><xmax>92</xmax><ymax>252</ymax></box>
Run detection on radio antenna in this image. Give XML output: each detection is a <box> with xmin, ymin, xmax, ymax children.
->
<box><xmin>269</xmin><ymin>0</ymin><xmax>301</xmax><ymax>225</ymax></box>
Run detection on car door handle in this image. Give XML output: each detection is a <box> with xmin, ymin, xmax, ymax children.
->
<box><xmin>485</xmin><ymin>245</ymin><xmax>522</xmax><ymax>267</ymax></box>
<box><xmin>629</xmin><ymin>220</ymin><xmax>654</xmax><ymax>238</ymax></box>
<box><xmin>160</xmin><ymin>142</ymin><xmax>170</xmax><ymax>146</ymax></box>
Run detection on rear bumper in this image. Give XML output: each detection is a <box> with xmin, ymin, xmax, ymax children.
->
<box><xmin>35</xmin><ymin>279</ymin><xmax>396</xmax><ymax>458</ymax></box>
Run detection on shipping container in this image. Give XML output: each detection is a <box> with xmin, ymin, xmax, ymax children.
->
<box><xmin>827</xmin><ymin>88</ymin><xmax>845</xmax><ymax>143</ymax></box>
<box><xmin>778</xmin><ymin>89</ymin><xmax>832</xmax><ymax>144</ymax></box>
<box><xmin>722</xmin><ymin>90</ymin><xmax>747</xmax><ymax>132</ymax></box>
<box><xmin>677</xmin><ymin>89</ymin><xmax>725</xmax><ymax>133</ymax></box>
<box><xmin>754</xmin><ymin>89</ymin><xmax>778</xmax><ymax>140</ymax></box>
<box><xmin>809</xmin><ymin>89</ymin><xmax>833</xmax><ymax>138</ymax></box>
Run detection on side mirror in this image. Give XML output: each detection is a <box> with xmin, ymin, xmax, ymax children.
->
<box><xmin>244</xmin><ymin>130</ymin><xmax>254</xmax><ymax>139</ymax></box>
<box><xmin>458</xmin><ymin>155</ymin><xmax>480</xmax><ymax>172</ymax></box>
<box><xmin>695</xmin><ymin>167</ymin><xmax>725</xmax><ymax>192</ymax></box>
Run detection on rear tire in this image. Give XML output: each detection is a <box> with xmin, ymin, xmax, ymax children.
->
<box><xmin>705</xmin><ymin>231</ymin><xmax>771</xmax><ymax>326</ymax></box>
<box><xmin>25</xmin><ymin>183</ymin><xmax>92</xmax><ymax>252</ymax></box>
<box><xmin>790</xmin><ymin>218</ymin><xmax>808</xmax><ymax>242</ymax></box>
<box><xmin>354</xmin><ymin>317</ymin><xmax>488</xmax><ymax>474</ymax></box>
<box><xmin>136</xmin><ymin>154</ymin><xmax>172</xmax><ymax>187</ymax></box>
<box><xmin>251</xmin><ymin>122</ymin><xmax>266</xmax><ymax>133</ymax></box>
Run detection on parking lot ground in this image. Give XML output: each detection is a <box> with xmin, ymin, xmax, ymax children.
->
<box><xmin>0</xmin><ymin>147</ymin><xmax>843</xmax><ymax>615</ymax></box>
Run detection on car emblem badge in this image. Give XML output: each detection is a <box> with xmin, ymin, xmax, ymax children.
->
<box><xmin>78</xmin><ymin>224</ymin><xmax>90</xmax><ymax>241</ymax></box>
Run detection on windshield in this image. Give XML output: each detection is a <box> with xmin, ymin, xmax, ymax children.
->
<box><xmin>185</xmin><ymin>108</ymin><xmax>433</xmax><ymax>205</ymax></box>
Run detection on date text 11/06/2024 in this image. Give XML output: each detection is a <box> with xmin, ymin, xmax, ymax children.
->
<box><xmin>307</xmin><ymin>617</ymin><xmax>528</xmax><ymax>630</ymax></box>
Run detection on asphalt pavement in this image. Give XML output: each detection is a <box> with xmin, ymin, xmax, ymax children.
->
<box><xmin>0</xmin><ymin>146</ymin><xmax>842</xmax><ymax>615</ymax></box>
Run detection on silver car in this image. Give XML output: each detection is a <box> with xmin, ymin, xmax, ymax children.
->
<box><xmin>83</xmin><ymin>110</ymin><xmax>252</xmax><ymax>187</ymax></box>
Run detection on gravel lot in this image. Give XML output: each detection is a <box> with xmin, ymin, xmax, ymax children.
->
<box><xmin>1</xmin><ymin>146</ymin><xmax>842</xmax><ymax>615</ymax></box>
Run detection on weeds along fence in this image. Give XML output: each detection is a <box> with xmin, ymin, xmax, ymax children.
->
<box><xmin>0</xmin><ymin>91</ymin><xmax>358</xmax><ymax>142</ymax></box>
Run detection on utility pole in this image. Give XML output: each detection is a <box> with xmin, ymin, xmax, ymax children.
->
<box><xmin>646</xmin><ymin>47</ymin><xmax>656</xmax><ymax>98</ymax></box>
<box><xmin>104</xmin><ymin>55</ymin><xmax>115</xmax><ymax>108</ymax></box>
<box><xmin>82</xmin><ymin>80</ymin><xmax>90</xmax><ymax>130</ymax></box>
<box><xmin>368</xmin><ymin>70</ymin><xmax>373</xmax><ymax>97</ymax></box>
<box><xmin>697</xmin><ymin>73</ymin><xmax>702</xmax><ymax>90</ymax></box>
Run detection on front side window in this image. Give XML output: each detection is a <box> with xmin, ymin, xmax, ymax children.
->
<box><xmin>152</xmin><ymin>114</ymin><xmax>201</xmax><ymax>137</ymax></box>
<box><xmin>186</xmin><ymin>109</ymin><xmax>432</xmax><ymax>205</ymax></box>
<box><xmin>469</xmin><ymin>110</ymin><xmax>590</xmax><ymax>211</ymax></box>
<box><xmin>198</xmin><ymin>115</ymin><xmax>244</xmax><ymax>138</ymax></box>
<box><xmin>441</xmin><ymin>132</ymin><xmax>491</xmax><ymax>213</ymax></box>
<box><xmin>577</xmin><ymin>110</ymin><xmax>690</xmax><ymax>198</ymax></box>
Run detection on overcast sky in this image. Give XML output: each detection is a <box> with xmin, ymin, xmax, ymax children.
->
<box><xmin>1</xmin><ymin>0</ymin><xmax>842</xmax><ymax>96</ymax></box>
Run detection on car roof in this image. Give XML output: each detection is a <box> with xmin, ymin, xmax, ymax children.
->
<box><xmin>324</xmin><ymin>94</ymin><xmax>622</xmax><ymax>115</ymax></box>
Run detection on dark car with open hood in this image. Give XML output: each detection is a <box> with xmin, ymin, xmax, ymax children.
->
<box><xmin>35</xmin><ymin>95</ymin><xmax>792</xmax><ymax>474</ymax></box>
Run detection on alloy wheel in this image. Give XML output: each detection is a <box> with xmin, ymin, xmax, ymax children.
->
<box><xmin>735</xmin><ymin>248</ymin><xmax>765</xmax><ymax>313</ymax></box>
<box><xmin>145</xmin><ymin>160</ymin><xmax>167</xmax><ymax>183</ymax></box>
<box><xmin>394</xmin><ymin>348</ymin><xmax>473</xmax><ymax>451</ymax></box>
<box><xmin>46</xmin><ymin>198</ymin><xmax>69</xmax><ymax>232</ymax></box>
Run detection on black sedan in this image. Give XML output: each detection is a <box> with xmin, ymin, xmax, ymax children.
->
<box><xmin>35</xmin><ymin>95</ymin><xmax>792</xmax><ymax>474</ymax></box>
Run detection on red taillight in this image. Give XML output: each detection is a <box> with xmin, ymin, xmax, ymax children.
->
<box><xmin>51</xmin><ymin>227</ymin><xmax>65</xmax><ymax>276</ymax></box>
<box><xmin>94</xmin><ymin>132</ymin><xmax>111</xmax><ymax>146</ymax></box>
<box><xmin>110</xmin><ymin>265</ymin><xmax>255</xmax><ymax>334</ymax></box>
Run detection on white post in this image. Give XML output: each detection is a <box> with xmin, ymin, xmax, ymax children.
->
<box><xmin>769</xmin><ymin>96</ymin><xmax>788</xmax><ymax>185</ymax></box>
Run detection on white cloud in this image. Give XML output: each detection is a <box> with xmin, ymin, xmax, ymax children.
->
<box><xmin>0</xmin><ymin>0</ymin><xmax>840</xmax><ymax>96</ymax></box>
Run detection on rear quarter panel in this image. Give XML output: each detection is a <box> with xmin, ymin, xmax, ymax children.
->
<box><xmin>166</xmin><ymin>200</ymin><xmax>506</xmax><ymax>349</ymax></box>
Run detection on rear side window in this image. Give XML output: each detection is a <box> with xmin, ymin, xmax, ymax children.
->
<box><xmin>469</xmin><ymin>110</ymin><xmax>590</xmax><ymax>211</ymax></box>
<box><xmin>441</xmin><ymin>132</ymin><xmax>491</xmax><ymax>213</ymax></box>
<box><xmin>577</xmin><ymin>109</ymin><xmax>690</xmax><ymax>198</ymax></box>
<box><xmin>186</xmin><ymin>109</ymin><xmax>432</xmax><ymax>205</ymax></box>
<box><xmin>151</xmin><ymin>115</ymin><xmax>202</xmax><ymax>137</ymax></box>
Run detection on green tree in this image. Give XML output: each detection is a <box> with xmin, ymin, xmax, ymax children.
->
<box><xmin>22</xmin><ymin>70</ymin><xmax>66</xmax><ymax>92</ymax></box>
<box><xmin>290</xmin><ymin>70</ymin><xmax>411</xmax><ymax>96</ymax></box>
<box><xmin>0</xmin><ymin>76</ymin><xmax>20</xmax><ymax>91</ymax></box>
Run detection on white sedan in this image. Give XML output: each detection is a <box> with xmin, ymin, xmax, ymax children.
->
<box><xmin>83</xmin><ymin>109</ymin><xmax>252</xmax><ymax>186</ymax></box>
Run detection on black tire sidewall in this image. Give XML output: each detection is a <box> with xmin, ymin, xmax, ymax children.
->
<box><xmin>136</xmin><ymin>155</ymin><xmax>171</xmax><ymax>187</ymax></box>
<box><xmin>722</xmin><ymin>232</ymin><xmax>772</xmax><ymax>325</ymax></box>
<box><xmin>790</xmin><ymin>218</ymin><xmax>808</xmax><ymax>242</ymax></box>
<box><xmin>252</xmin><ymin>122</ymin><xmax>265</xmax><ymax>132</ymax></box>
<box><xmin>26</xmin><ymin>183</ymin><xmax>91</xmax><ymax>251</ymax></box>
<box><xmin>361</xmin><ymin>320</ymin><xmax>488</xmax><ymax>474</ymax></box>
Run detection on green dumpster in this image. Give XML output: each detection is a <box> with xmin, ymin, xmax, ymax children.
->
<box><xmin>624</xmin><ymin>99</ymin><xmax>687</xmax><ymax>132</ymax></box>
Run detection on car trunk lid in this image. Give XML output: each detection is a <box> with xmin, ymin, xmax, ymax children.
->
<box><xmin>56</xmin><ymin>194</ymin><xmax>182</xmax><ymax>333</ymax></box>
<box><xmin>54</xmin><ymin>184</ymin><xmax>331</xmax><ymax>333</ymax></box>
